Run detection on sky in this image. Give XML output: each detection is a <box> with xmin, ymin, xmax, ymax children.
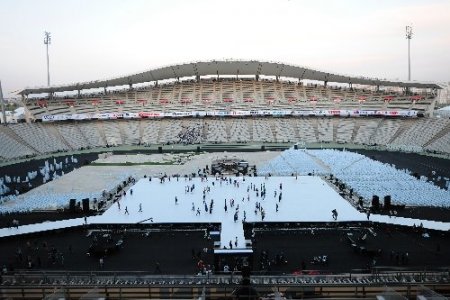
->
<box><xmin>0</xmin><ymin>0</ymin><xmax>449</xmax><ymax>97</ymax></box>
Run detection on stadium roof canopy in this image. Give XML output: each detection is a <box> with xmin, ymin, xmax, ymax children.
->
<box><xmin>19</xmin><ymin>60</ymin><xmax>441</xmax><ymax>95</ymax></box>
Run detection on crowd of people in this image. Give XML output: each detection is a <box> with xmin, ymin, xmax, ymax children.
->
<box><xmin>178</xmin><ymin>125</ymin><xmax>202</xmax><ymax>144</ymax></box>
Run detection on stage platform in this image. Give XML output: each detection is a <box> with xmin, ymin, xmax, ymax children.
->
<box><xmin>1</xmin><ymin>176</ymin><xmax>449</xmax><ymax>249</ymax></box>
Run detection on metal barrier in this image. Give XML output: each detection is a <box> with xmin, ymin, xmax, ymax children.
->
<box><xmin>1</xmin><ymin>270</ymin><xmax>450</xmax><ymax>299</ymax></box>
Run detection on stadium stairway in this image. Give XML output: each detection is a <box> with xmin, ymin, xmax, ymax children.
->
<box><xmin>225</xmin><ymin>120</ymin><xmax>231</xmax><ymax>140</ymax></box>
<box><xmin>117</xmin><ymin>121</ymin><xmax>127</xmax><ymax>145</ymax></box>
<box><xmin>46</xmin><ymin>124</ymin><xmax>73</xmax><ymax>150</ymax></box>
<box><xmin>268</xmin><ymin>120</ymin><xmax>277</xmax><ymax>142</ymax></box>
<box><xmin>138</xmin><ymin>120</ymin><xmax>144</xmax><ymax>144</ymax></box>
<box><xmin>76</xmin><ymin>122</ymin><xmax>93</xmax><ymax>147</ymax></box>
<box><xmin>387</xmin><ymin>121</ymin><xmax>409</xmax><ymax>144</ymax></box>
<box><xmin>423</xmin><ymin>121</ymin><xmax>450</xmax><ymax>148</ymax></box>
<box><xmin>304</xmin><ymin>151</ymin><xmax>332</xmax><ymax>173</ymax></box>
<box><xmin>369</xmin><ymin>119</ymin><xmax>386</xmax><ymax>142</ymax></box>
<box><xmin>249</xmin><ymin>120</ymin><xmax>254</xmax><ymax>141</ymax></box>
<box><xmin>350</xmin><ymin>121</ymin><xmax>361</xmax><ymax>142</ymax></box>
<box><xmin>96</xmin><ymin>121</ymin><xmax>108</xmax><ymax>145</ymax></box>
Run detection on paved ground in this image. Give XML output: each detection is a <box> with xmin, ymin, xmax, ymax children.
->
<box><xmin>0</xmin><ymin>224</ymin><xmax>448</xmax><ymax>274</ymax></box>
<box><xmin>254</xmin><ymin>225</ymin><xmax>450</xmax><ymax>274</ymax></box>
<box><xmin>0</xmin><ymin>227</ymin><xmax>214</xmax><ymax>274</ymax></box>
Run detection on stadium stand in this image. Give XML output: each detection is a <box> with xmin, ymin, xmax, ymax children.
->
<box><xmin>296</xmin><ymin>118</ymin><xmax>318</xmax><ymax>143</ymax></box>
<box><xmin>55</xmin><ymin>123</ymin><xmax>91</xmax><ymax>150</ymax></box>
<box><xmin>0</xmin><ymin>126</ymin><xmax>36</xmax><ymax>159</ymax></box>
<box><xmin>426</xmin><ymin>129</ymin><xmax>450</xmax><ymax>154</ymax></box>
<box><xmin>141</xmin><ymin>119</ymin><xmax>160</xmax><ymax>145</ymax></box>
<box><xmin>229</xmin><ymin>118</ymin><xmax>251</xmax><ymax>143</ymax></box>
<box><xmin>371</xmin><ymin>119</ymin><xmax>403</xmax><ymax>146</ymax></box>
<box><xmin>205</xmin><ymin>119</ymin><xmax>228</xmax><ymax>143</ymax></box>
<box><xmin>102</xmin><ymin>121</ymin><xmax>123</xmax><ymax>146</ymax></box>
<box><xmin>317</xmin><ymin>118</ymin><xmax>334</xmax><ymax>142</ymax></box>
<box><xmin>77</xmin><ymin>121</ymin><xmax>107</xmax><ymax>148</ymax></box>
<box><xmin>22</xmin><ymin>78</ymin><xmax>436</xmax><ymax>120</ymax></box>
<box><xmin>9</xmin><ymin>123</ymin><xmax>69</xmax><ymax>154</ymax></box>
<box><xmin>390</xmin><ymin>118</ymin><xmax>450</xmax><ymax>152</ymax></box>
<box><xmin>121</xmin><ymin>120</ymin><xmax>141</xmax><ymax>145</ymax></box>
<box><xmin>1</xmin><ymin>115</ymin><xmax>450</xmax><ymax>162</ymax></box>
<box><xmin>1</xmin><ymin>60</ymin><xmax>445</xmax><ymax>163</ymax></box>
<box><xmin>352</xmin><ymin>118</ymin><xmax>379</xmax><ymax>145</ymax></box>
<box><xmin>273</xmin><ymin>119</ymin><xmax>297</xmax><ymax>142</ymax></box>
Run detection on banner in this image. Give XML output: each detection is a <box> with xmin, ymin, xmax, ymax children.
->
<box><xmin>40</xmin><ymin>109</ymin><xmax>419</xmax><ymax>122</ymax></box>
<box><xmin>138</xmin><ymin>112</ymin><xmax>162</xmax><ymax>118</ymax></box>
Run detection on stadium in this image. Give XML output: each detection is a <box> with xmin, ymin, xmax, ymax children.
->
<box><xmin>0</xmin><ymin>58</ymin><xmax>449</xmax><ymax>299</ymax></box>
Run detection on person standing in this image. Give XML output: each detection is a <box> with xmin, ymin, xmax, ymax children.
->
<box><xmin>99</xmin><ymin>257</ymin><xmax>104</xmax><ymax>269</ymax></box>
<box><xmin>124</xmin><ymin>207</ymin><xmax>129</xmax><ymax>215</ymax></box>
<box><xmin>154</xmin><ymin>261</ymin><xmax>161</xmax><ymax>274</ymax></box>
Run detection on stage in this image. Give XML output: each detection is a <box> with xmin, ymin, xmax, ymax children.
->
<box><xmin>1</xmin><ymin>176</ymin><xmax>449</xmax><ymax>245</ymax></box>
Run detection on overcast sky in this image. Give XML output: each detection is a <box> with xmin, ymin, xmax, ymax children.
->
<box><xmin>1</xmin><ymin>0</ymin><xmax>449</xmax><ymax>97</ymax></box>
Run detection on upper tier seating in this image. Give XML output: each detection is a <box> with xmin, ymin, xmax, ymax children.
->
<box><xmin>25</xmin><ymin>79</ymin><xmax>433</xmax><ymax>120</ymax></box>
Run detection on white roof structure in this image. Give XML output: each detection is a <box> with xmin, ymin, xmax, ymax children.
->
<box><xmin>19</xmin><ymin>60</ymin><xmax>441</xmax><ymax>95</ymax></box>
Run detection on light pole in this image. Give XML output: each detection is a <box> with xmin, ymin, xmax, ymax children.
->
<box><xmin>44</xmin><ymin>31</ymin><xmax>51</xmax><ymax>86</ymax></box>
<box><xmin>0</xmin><ymin>81</ymin><xmax>6</xmax><ymax>124</ymax></box>
<box><xmin>405</xmin><ymin>26</ymin><xmax>413</xmax><ymax>81</ymax></box>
